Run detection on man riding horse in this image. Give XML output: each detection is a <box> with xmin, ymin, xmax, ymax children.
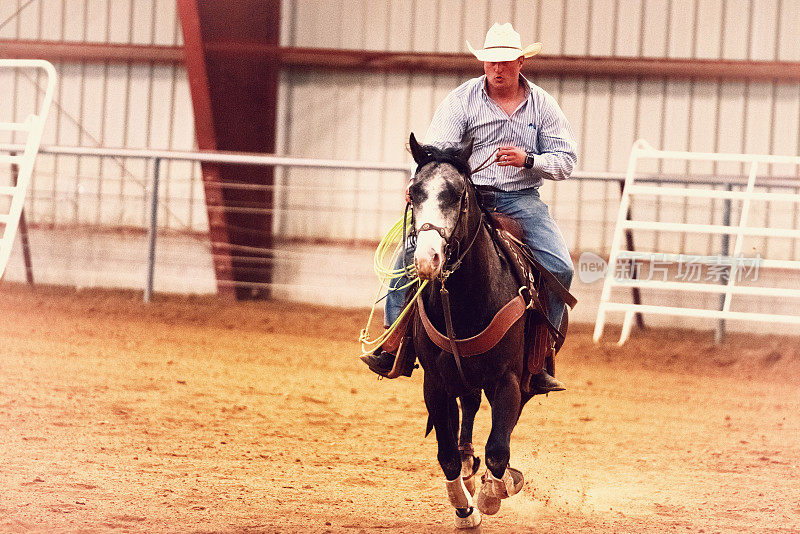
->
<box><xmin>363</xmin><ymin>22</ymin><xmax>577</xmax><ymax>393</ymax></box>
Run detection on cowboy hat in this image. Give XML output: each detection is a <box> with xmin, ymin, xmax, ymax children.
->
<box><xmin>467</xmin><ymin>23</ymin><xmax>542</xmax><ymax>62</ymax></box>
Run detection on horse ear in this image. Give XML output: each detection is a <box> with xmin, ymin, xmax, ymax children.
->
<box><xmin>409</xmin><ymin>133</ymin><xmax>426</xmax><ymax>164</ymax></box>
<box><xmin>460</xmin><ymin>138</ymin><xmax>475</xmax><ymax>161</ymax></box>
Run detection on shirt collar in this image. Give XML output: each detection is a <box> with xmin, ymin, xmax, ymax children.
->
<box><xmin>519</xmin><ymin>74</ymin><xmax>533</xmax><ymax>97</ymax></box>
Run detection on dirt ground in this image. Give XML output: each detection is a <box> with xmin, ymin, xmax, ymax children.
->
<box><xmin>1</xmin><ymin>284</ymin><xmax>798</xmax><ymax>533</ymax></box>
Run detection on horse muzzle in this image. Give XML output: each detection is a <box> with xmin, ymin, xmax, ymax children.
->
<box><xmin>414</xmin><ymin>226</ymin><xmax>448</xmax><ymax>280</ymax></box>
<box><xmin>414</xmin><ymin>249</ymin><xmax>443</xmax><ymax>280</ymax></box>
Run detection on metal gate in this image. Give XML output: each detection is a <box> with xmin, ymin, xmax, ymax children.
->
<box><xmin>594</xmin><ymin>139</ymin><xmax>800</xmax><ymax>345</ymax></box>
<box><xmin>0</xmin><ymin>60</ymin><xmax>56</xmax><ymax>280</ymax></box>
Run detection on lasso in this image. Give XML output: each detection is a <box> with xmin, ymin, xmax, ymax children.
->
<box><xmin>358</xmin><ymin>210</ymin><xmax>428</xmax><ymax>356</ymax></box>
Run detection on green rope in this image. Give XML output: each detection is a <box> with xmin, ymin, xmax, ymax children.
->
<box><xmin>359</xmin><ymin>211</ymin><xmax>427</xmax><ymax>355</ymax></box>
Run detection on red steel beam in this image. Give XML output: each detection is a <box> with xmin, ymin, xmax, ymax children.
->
<box><xmin>0</xmin><ymin>39</ymin><xmax>183</xmax><ymax>63</ymax></box>
<box><xmin>275</xmin><ymin>47</ymin><xmax>800</xmax><ymax>82</ymax></box>
<box><xmin>177</xmin><ymin>0</ymin><xmax>280</xmax><ymax>301</ymax></box>
<box><xmin>174</xmin><ymin>1</ymin><xmax>235</xmax><ymax>299</ymax></box>
<box><xmin>3</xmin><ymin>39</ymin><xmax>800</xmax><ymax>81</ymax></box>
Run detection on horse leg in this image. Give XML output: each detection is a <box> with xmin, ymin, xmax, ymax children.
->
<box><xmin>458</xmin><ymin>391</ymin><xmax>482</xmax><ymax>495</ymax></box>
<box><xmin>424</xmin><ymin>377</ymin><xmax>481</xmax><ymax>529</ymax></box>
<box><xmin>477</xmin><ymin>371</ymin><xmax>524</xmax><ymax>515</ymax></box>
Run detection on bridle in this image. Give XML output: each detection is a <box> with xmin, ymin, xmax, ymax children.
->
<box><xmin>408</xmin><ymin>149</ymin><xmax>496</xmax><ymax>280</ymax></box>
<box><xmin>411</xmin><ymin>171</ymin><xmax>483</xmax><ymax>281</ymax></box>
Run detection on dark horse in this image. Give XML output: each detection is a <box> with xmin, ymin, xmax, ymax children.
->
<box><xmin>407</xmin><ymin>133</ymin><xmax>543</xmax><ymax>528</ymax></box>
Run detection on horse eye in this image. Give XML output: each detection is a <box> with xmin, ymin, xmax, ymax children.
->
<box><xmin>438</xmin><ymin>181</ymin><xmax>461</xmax><ymax>206</ymax></box>
<box><xmin>409</xmin><ymin>183</ymin><xmax>427</xmax><ymax>204</ymax></box>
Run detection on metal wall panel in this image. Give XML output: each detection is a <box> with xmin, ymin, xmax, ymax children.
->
<box><xmin>278</xmin><ymin>0</ymin><xmax>800</xmax><ymax>259</ymax></box>
<box><xmin>4</xmin><ymin>0</ymin><xmax>182</xmax><ymax>45</ymax></box>
<box><xmin>2</xmin><ymin>0</ymin><xmax>799</xmax><ymax>261</ymax></box>
<box><xmin>282</xmin><ymin>0</ymin><xmax>800</xmax><ymax>62</ymax></box>
<box><xmin>1</xmin><ymin>0</ymin><xmax>200</xmax><ymax>232</ymax></box>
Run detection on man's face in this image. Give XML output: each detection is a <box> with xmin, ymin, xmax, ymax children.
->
<box><xmin>483</xmin><ymin>57</ymin><xmax>524</xmax><ymax>91</ymax></box>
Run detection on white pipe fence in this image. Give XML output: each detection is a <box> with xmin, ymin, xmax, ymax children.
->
<box><xmin>0</xmin><ymin>60</ymin><xmax>56</xmax><ymax>281</ymax></box>
<box><xmin>0</xmin><ymin>142</ymin><xmax>415</xmax><ymax>301</ymax></box>
<box><xmin>593</xmin><ymin>139</ymin><xmax>800</xmax><ymax>345</ymax></box>
<box><xmin>1</xmin><ymin>141</ymin><xmax>799</xmax><ymax>324</ymax></box>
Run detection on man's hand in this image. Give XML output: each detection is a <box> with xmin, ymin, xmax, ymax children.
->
<box><xmin>495</xmin><ymin>145</ymin><xmax>526</xmax><ymax>167</ymax></box>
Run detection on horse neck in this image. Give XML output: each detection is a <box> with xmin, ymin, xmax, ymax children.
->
<box><xmin>424</xmin><ymin>204</ymin><xmax>512</xmax><ymax>336</ymax></box>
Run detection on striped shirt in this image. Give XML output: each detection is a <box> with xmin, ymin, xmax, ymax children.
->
<box><xmin>424</xmin><ymin>75</ymin><xmax>577</xmax><ymax>191</ymax></box>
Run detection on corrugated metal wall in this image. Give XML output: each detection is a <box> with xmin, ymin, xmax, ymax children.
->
<box><xmin>1</xmin><ymin>0</ymin><xmax>799</xmax><ymax>258</ymax></box>
<box><xmin>278</xmin><ymin>0</ymin><xmax>800</xmax><ymax>259</ymax></box>
<box><xmin>0</xmin><ymin>0</ymin><xmax>203</xmax><ymax>233</ymax></box>
<box><xmin>283</xmin><ymin>0</ymin><xmax>800</xmax><ymax>58</ymax></box>
<box><xmin>280</xmin><ymin>0</ymin><xmax>800</xmax><ymax>173</ymax></box>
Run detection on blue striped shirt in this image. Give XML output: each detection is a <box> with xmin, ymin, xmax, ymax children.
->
<box><xmin>424</xmin><ymin>75</ymin><xmax>577</xmax><ymax>191</ymax></box>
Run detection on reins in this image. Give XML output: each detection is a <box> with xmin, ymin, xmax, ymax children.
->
<box><xmin>436</xmin><ymin>185</ymin><xmax>484</xmax><ymax>389</ymax></box>
<box><xmin>470</xmin><ymin>148</ymin><xmax>498</xmax><ymax>175</ymax></box>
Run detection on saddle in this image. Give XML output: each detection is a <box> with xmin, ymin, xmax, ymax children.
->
<box><xmin>489</xmin><ymin>213</ymin><xmax>574</xmax><ymax>392</ymax></box>
<box><xmin>378</xmin><ymin>212</ymin><xmax>577</xmax><ymax>394</ymax></box>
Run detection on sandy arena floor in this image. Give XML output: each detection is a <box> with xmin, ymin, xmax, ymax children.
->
<box><xmin>1</xmin><ymin>284</ymin><xmax>799</xmax><ymax>533</ymax></box>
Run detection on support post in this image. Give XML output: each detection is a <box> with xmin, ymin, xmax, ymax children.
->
<box><xmin>619</xmin><ymin>179</ymin><xmax>645</xmax><ymax>330</ymax></box>
<box><xmin>177</xmin><ymin>0</ymin><xmax>280</xmax><ymax>300</ymax></box>
<box><xmin>10</xmin><ymin>152</ymin><xmax>33</xmax><ymax>285</ymax></box>
<box><xmin>144</xmin><ymin>157</ymin><xmax>160</xmax><ymax>303</ymax></box>
<box><xmin>715</xmin><ymin>182</ymin><xmax>733</xmax><ymax>344</ymax></box>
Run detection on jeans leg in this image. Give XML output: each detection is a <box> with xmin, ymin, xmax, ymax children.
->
<box><xmin>384</xmin><ymin>239</ymin><xmax>416</xmax><ymax>326</ymax></box>
<box><xmin>496</xmin><ymin>189</ymin><xmax>573</xmax><ymax>328</ymax></box>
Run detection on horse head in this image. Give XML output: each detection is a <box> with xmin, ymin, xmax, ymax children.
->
<box><xmin>408</xmin><ymin>133</ymin><xmax>475</xmax><ymax>281</ymax></box>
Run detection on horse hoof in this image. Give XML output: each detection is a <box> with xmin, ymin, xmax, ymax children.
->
<box><xmin>476</xmin><ymin>485</ymin><xmax>501</xmax><ymax>515</ymax></box>
<box><xmin>454</xmin><ymin>507</ymin><xmax>481</xmax><ymax>529</ymax></box>
<box><xmin>482</xmin><ymin>466</ymin><xmax>525</xmax><ymax>499</ymax></box>
<box><xmin>504</xmin><ymin>466</ymin><xmax>525</xmax><ymax>497</ymax></box>
<box><xmin>476</xmin><ymin>471</ymin><xmax>501</xmax><ymax>515</ymax></box>
<box><xmin>462</xmin><ymin>455</ymin><xmax>480</xmax><ymax>495</ymax></box>
<box><xmin>476</xmin><ymin>466</ymin><xmax>525</xmax><ymax>515</ymax></box>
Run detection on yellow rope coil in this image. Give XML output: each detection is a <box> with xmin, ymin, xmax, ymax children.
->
<box><xmin>359</xmin><ymin>211</ymin><xmax>427</xmax><ymax>357</ymax></box>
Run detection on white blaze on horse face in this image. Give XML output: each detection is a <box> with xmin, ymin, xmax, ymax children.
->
<box><xmin>413</xmin><ymin>165</ymin><xmax>461</xmax><ymax>280</ymax></box>
<box><xmin>415</xmin><ymin>228</ymin><xmax>445</xmax><ymax>280</ymax></box>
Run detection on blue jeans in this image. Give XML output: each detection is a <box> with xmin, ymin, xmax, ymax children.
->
<box><xmin>385</xmin><ymin>187</ymin><xmax>574</xmax><ymax>330</ymax></box>
<box><xmin>384</xmin><ymin>239</ymin><xmax>416</xmax><ymax>327</ymax></box>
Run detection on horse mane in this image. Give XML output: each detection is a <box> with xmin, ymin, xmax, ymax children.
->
<box><xmin>413</xmin><ymin>143</ymin><xmax>472</xmax><ymax>178</ymax></box>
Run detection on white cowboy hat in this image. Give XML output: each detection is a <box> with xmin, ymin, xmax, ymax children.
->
<box><xmin>467</xmin><ymin>23</ymin><xmax>542</xmax><ymax>62</ymax></box>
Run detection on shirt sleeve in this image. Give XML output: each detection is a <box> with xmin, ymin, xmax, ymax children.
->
<box><xmin>530</xmin><ymin>92</ymin><xmax>577</xmax><ymax>181</ymax></box>
<box><xmin>424</xmin><ymin>90</ymin><xmax>467</xmax><ymax>148</ymax></box>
